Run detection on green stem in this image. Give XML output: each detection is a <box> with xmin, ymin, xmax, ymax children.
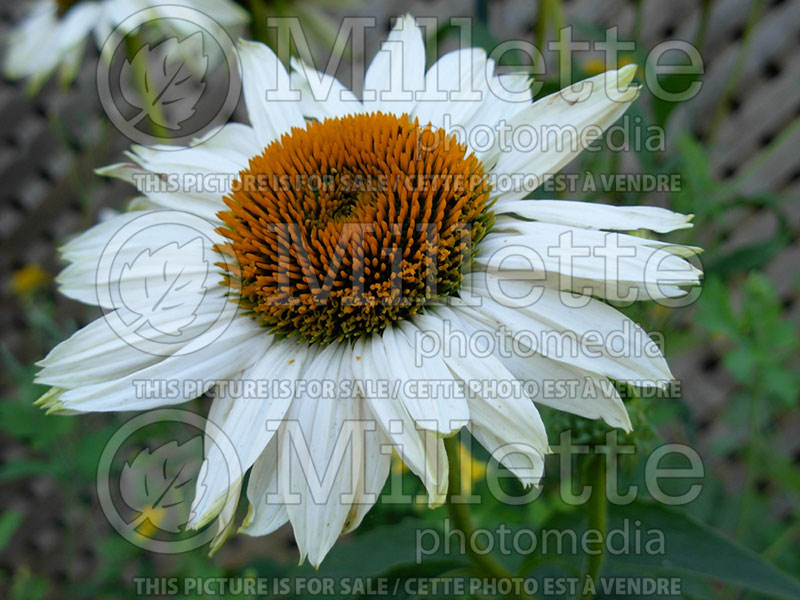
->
<box><xmin>694</xmin><ymin>0</ymin><xmax>714</xmax><ymax>49</ymax></box>
<box><xmin>444</xmin><ymin>436</ymin><xmax>535</xmax><ymax>600</ymax></box>
<box><xmin>579</xmin><ymin>455</ymin><xmax>607</xmax><ymax>600</ymax></box>
<box><xmin>247</xmin><ymin>0</ymin><xmax>271</xmax><ymax>45</ymax></box>
<box><xmin>534</xmin><ymin>0</ymin><xmax>548</xmax><ymax>76</ymax></box>
<box><xmin>735</xmin><ymin>391</ymin><xmax>761</xmax><ymax>540</ymax></box>
<box><xmin>547</xmin><ymin>0</ymin><xmax>569</xmax><ymax>81</ymax></box>
<box><xmin>124</xmin><ymin>35</ymin><xmax>169</xmax><ymax>139</ymax></box>
<box><xmin>632</xmin><ymin>0</ymin><xmax>644</xmax><ymax>46</ymax></box>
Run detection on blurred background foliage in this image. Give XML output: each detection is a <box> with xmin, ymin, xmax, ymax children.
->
<box><xmin>1</xmin><ymin>0</ymin><xmax>799</xmax><ymax>598</ymax></box>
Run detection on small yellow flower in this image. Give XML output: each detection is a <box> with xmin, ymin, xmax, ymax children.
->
<box><xmin>135</xmin><ymin>505</ymin><xmax>167</xmax><ymax>539</ymax></box>
<box><xmin>584</xmin><ymin>56</ymin><xmax>636</xmax><ymax>75</ymax></box>
<box><xmin>10</xmin><ymin>263</ymin><xmax>49</xmax><ymax>297</ymax></box>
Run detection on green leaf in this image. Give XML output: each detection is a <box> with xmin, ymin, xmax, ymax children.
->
<box><xmin>0</xmin><ymin>510</ymin><xmax>24</xmax><ymax>552</ymax></box>
<box><xmin>289</xmin><ymin>518</ymin><xmax>466</xmax><ymax>599</ymax></box>
<box><xmin>603</xmin><ymin>501</ymin><xmax>800</xmax><ymax>599</ymax></box>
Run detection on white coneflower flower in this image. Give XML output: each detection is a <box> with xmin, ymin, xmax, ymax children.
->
<box><xmin>3</xmin><ymin>0</ymin><xmax>249</xmax><ymax>90</ymax></box>
<box><xmin>36</xmin><ymin>15</ymin><xmax>701</xmax><ymax>565</ymax></box>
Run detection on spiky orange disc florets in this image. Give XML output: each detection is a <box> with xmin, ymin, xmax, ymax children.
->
<box><xmin>217</xmin><ymin>112</ymin><xmax>493</xmax><ymax>344</ymax></box>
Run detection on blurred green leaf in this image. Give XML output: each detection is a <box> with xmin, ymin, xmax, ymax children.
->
<box><xmin>289</xmin><ymin>518</ymin><xmax>466</xmax><ymax>599</ymax></box>
<box><xmin>544</xmin><ymin>500</ymin><xmax>800</xmax><ymax>598</ymax></box>
<box><xmin>0</xmin><ymin>510</ymin><xmax>24</xmax><ymax>552</ymax></box>
<box><xmin>608</xmin><ymin>502</ymin><xmax>800</xmax><ymax>598</ymax></box>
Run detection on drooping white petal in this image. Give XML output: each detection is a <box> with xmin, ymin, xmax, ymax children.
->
<box><xmin>379</xmin><ymin>323</ymin><xmax>469</xmax><ymax>435</ymax></box>
<box><xmin>55</xmin><ymin>209</ymin><xmax>226</xmax><ymax>307</ymax></box>
<box><xmin>43</xmin><ymin>316</ymin><xmax>264</xmax><ymax>412</ymax></box>
<box><xmin>188</xmin><ymin>340</ymin><xmax>313</xmax><ymax>528</ymax></box>
<box><xmin>208</xmin><ymin>475</ymin><xmax>242</xmax><ymax>554</ymax></box>
<box><xmin>503</xmin><ymin>349</ymin><xmax>631</xmax><ymax>431</ymax></box>
<box><xmin>352</xmin><ymin>335</ymin><xmax>448</xmax><ymax>506</ymax></box>
<box><xmin>475</xmin><ymin>218</ymin><xmax>702</xmax><ymax>301</ymax></box>
<box><xmin>489</xmin><ymin>65</ymin><xmax>639</xmax><ymax>201</ymax></box>
<box><xmin>341</xmin><ymin>397</ymin><xmax>392</xmax><ymax>534</ymax></box>
<box><xmin>363</xmin><ymin>14</ymin><xmax>425</xmax><ymax>116</ymax></box>
<box><xmin>278</xmin><ymin>343</ymin><xmax>361</xmax><ymax>567</ymax></box>
<box><xmin>239</xmin><ymin>435</ymin><xmax>288</xmax><ymax>536</ymax></box>
<box><xmin>237</xmin><ymin>39</ymin><xmax>305</xmax><ymax>145</ymax></box>
<box><xmin>450</xmin><ymin>307</ymin><xmax>632</xmax><ymax>431</ymax></box>
<box><xmin>202</xmin><ymin>393</ymin><xmax>244</xmax><ymax>554</ymax></box>
<box><xmin>496</xmin><ymin>200</ymin><xmax>694</xmax><ymax>233</ymax></box>
<box><xmin>411</xmin><ymin>308</ymin><xmax>548</xmax><ymax>485</ymax></box>
<box><xmin>460</xmin><ymin>273</ymin><xmax>674</xmax><ymax>387</ymax></box>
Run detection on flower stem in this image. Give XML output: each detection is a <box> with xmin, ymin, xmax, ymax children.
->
<box><xmin>444</xmin><ymin>435</ymin><xmax>535</xmax><ymax>600</ymax></box>
<box><xmin>579</xmin><ymin>455</ymin><xmax>607</xmax><ymax>600</ymax></box>
<box><xmin>247</xmin><ymin>0</ymin><xmax>271</xmax><ymax>45</ymax></box>
<box><xmin>124</xmin><ymin>34</ymin><xmax>169</xmax><ymax>139</ymax></box>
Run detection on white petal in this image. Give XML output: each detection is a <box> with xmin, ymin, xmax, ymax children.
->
<box><xmin>55</xmin><ymin>209</ymin><xmax>226</xmax><ymax>307</ymax></box>
<box><xmin>451</xmin><ymin>306</ymin><xmax>631</xmax><ymax>430</ymax></box>
<box><xmin>496</xmin><ymin>200</ymin><xmax>693</xmax><ymax>233</ymax></box>
<box><xmin>93</xmin><ymin>122</ymin><xmax>263</xmax><ymax>221</ymax></box>
<box><xmin>279</xmin><ymin>343</ymin><xmax>360</xmax><ymax>567</ymax></box>
<box><xmin>352</xmin><ymin>335</ymin><xmax>448</xmax><ymax>506</ymax></box>
<box><xmin>423</xmin><ymin>311</ymin><xmax>545</xmax><ymax>487</ymax></box>
<box><xmin>475</xmin><ymin>219</ymin><xmax>702</xmax><ymax>301</ymax></box>
<box><xmin>237</xmin><ymin>39</ymin><xmax>305</xmax><ymax>146</ymax></box>
<box><xmin>413</xmin><ymin>48</ymin><xmax>488</xmax><ymax>130</ymax></box>
<box><xmin>466</xmin><ymin>72</ymin><xmax>533</xmax><ymax>132</ymax></box>
<box><xmin>36</xmin><ymin>298</ymin><xmax>231</xmax><ymax>387</ymax></box>
<box><xmin>56</xmin><ymin>2</ymin><xmax>101</xmax><ymax>51</ymax></box>
<box><xmin>490</xmin><ymin>65</ymin><xmax>639</xmax><ymax>200</ymax></box>
<box><xmin>202</xmin><ymin>394</ymin><xmax>244</xmax><ymax>553</ymax></box>
<box><xmin>127</xmin><ymin>122</ymin><xmax>261</xmax><ymax>178</ymax></box>
<box><xmin>188</xmin><ymin>340</ymin><xmax>312</xmax><ymax>527</ymax></box>
<box><xmin>3</xmin><ymin>4</ymin><xmax>62</xmax><ymax>81</ymax></box>
<box><xmin>164</xmin><ymin>0</ymin><xmax>250</xmax><ymax>26</ymax></box>
<box><xmin>411</xmin><ymin>308</ymin><xmax>549</xmax><ymax>480</ymax></box>
<box><xmin>45</xmin><ymin>316</ymin><xmax>264</xmax><ymax>412</ymax></box>
<box><xmin>341</xmin><ymin>398</ymin><xmax>391</xmax><ymax>534</ymax></box>
<box><xmin>208</xmin><ymin>476</ymin><xmax>242</xmax><ymax>554</ymax></box>
<box><xmin>460</xmin><ymin>273</ymin><xmax>673</xmax><ymax>387</ymax></box>
<box><xmin>379</xmin><ymin>323</ymin><xmax>469</xmax><ymax>435</ymax></box>
<box><xmin>239</xmin><ymin>435</ymin><xmax>288</xmax><ymax>536</ymax></box>
<box><xmin>95</xmin><ymin>163</ymin><xmax>229</xmax><ymax>221</ymax></box>
<box><xmin>363</xmin><ymin>14</ymin><xmax>425</xmax><ymax>115</ymax></box>
<box><xmin>290</xmin><ymin>57</ymin><xmax>363</xmax><ymax>119</ymax></box>
<box><xmin>504</xmin><ymin>349</ymin><xmax>630</xmax><ymax>431</ymax></box>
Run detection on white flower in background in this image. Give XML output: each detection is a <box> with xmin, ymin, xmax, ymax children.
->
<box><xmin>3</xmin><ymin>0</ymin><xmax>249</xmax><ymax>90</ymax></box>
<box><xmin>36</xmin><ymin>15</ymin><xmax>701</xmax><ymax>565</ymax></box>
